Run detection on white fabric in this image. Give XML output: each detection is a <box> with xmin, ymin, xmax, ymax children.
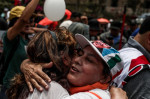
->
<box><xmin>113</xmin><ymin>48</ymin><xmax>143</xmax><ymax>88</ymax></box>
<box><xmin>59</xmin><ymin>20</ymin><xmax>72</xmax><ymax>29</ymax></box>
<box><xmin>65</xmin><ymin>89</ymin><xmax>110</xmax><ymax>99</ymax></box>
<box><xmin>26</xmin><ymin>81</ymin><xmax>69</xmax><ymax>99</ymax></box>
<box><xmin>27</xmin><ymin>81</ymin><xmax>110</xmax><ymax>99</ymax></box>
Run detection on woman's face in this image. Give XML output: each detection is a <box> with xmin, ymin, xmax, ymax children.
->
<box><xmin>67</xmin><ymin>46</ymin><xmax>105</xmax><ymax>87</ymax></box>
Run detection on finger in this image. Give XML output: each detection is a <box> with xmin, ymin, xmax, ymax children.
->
<box><xmin>30</xmin><ymin>78</ymin><xmax>43</xmax><ymax>92</ymax></box>
<box><xmin>38</xmin><ymin>69</ymin><xmax>51</xmax><ymax>83</ymax></box>
<box><xmin>42</xmin><ymin>62</ymin><xmax>53</xmax><ymax>69</ymax></box>
<box><xmin>27</xmin><ymin>81</ymin><xmax>33</xmax><ymax>93</ymax></box>
<box><xmin>32</xmin><ymin>71</ymin><xmax>50</xmax><ymax>90</ymax></box>
<box><xmin>24</xmin><ymin>75</ymin><xmax>33</xmax><ymax>92</ymax></box>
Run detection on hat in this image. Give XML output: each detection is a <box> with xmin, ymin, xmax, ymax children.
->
<box><xmin>75</xmin><ymin>34</ymin><xmax>123</xmax><ymax>80</ymax></box>
<box><xmin>88</xmin><ymin>19</ymin><xmax>100</xmax><ymax>31</ymax></box>
<box><xmin>110</xmin><ymin>21</ymin><xmax>122</xmax><ymax>30</ymax></box>
<box><xmin>9</xmin><ymin>6</ymin><xmax>25</xmax><ymax>21</ymax></box>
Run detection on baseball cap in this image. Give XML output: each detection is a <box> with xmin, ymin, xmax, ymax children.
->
<box><xmin>9</xmin><ymin>6</ymin><xmax>25</xmax><ymax>21</ymax></box>
<box><xmin>75</xmin><ymin>34</ymin><xmax>124</xmax><ymax>80</ymax></box>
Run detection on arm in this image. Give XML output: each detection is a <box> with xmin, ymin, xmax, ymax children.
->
<box><xmin>20</xmin><ymin>59</ymin><xmax>52</xmax><ymax>92</ymax></box>
<box><xmin>7</xmin><ymin>0</ymin><xmax>39</xmax><ymax>40</ymax></box>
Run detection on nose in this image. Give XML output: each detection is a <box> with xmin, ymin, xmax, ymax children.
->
<box><xmin>72</xmin><ymin>55</ymin><xmax>82</xmax><ymax>66</ymax></box>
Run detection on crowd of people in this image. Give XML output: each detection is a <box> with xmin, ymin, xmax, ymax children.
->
<box><xmin>0</xmin><ymin>0</ymin><xmax>149</xmax><ymax>99</ymax></box>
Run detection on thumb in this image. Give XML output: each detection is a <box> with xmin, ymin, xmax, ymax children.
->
<box><xmin>42</xmin><ymin>62</ymin><xmax>53</xmax><ymax>69</ymax></box>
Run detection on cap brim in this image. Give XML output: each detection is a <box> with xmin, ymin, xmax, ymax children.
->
<box><xmin>75</xmin><ymin>34</ymin><xmax>107</xmax><ymax>64</ymax></box>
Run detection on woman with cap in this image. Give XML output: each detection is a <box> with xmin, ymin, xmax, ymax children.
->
<box><xmin>21</xmin><ymin>34</ymin><xmax>127</xmax><ymax>99</ymax></box>
<box><xmin>0</xmin><ymin>0</ymin><xmax>42</xmax><ymax>98</ymax></box>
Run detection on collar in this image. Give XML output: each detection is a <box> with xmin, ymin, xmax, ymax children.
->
<box><xmin>69</xmin><ymin>82</ymin><xmax>109</xmax><ymax>94</ymax></box>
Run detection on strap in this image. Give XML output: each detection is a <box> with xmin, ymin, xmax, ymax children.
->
<box><xmin>123</xmin><ymin>64</ymin><xmax>150</xmax><ymax>85</ymax></box>
<box><xmin>88</xmin><ymin>91</ymin><xmax>102</xmax><ymax>99</ymax></box>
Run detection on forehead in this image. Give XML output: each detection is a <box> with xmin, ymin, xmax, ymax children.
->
<box><xmin>83</xmin><ymin>46</ymin><xmax>102</xmax><ymax>60</ymax></box>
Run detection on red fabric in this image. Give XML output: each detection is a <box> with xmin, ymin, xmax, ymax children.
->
<box><xmin>97</xmin><ymin>18</ymin><xmax>109</xmax><ymax>24</ymax></box>
<box><xmin>69</xmin><ymin>82</ymin><xmax>109</xmax><ymax>95</ymax></box>
<box><xmin>129</xmin><ymin>66</ymin><xmax>142</xmax><ymax>76</ymax></box>
<box><xmin>65</xmin><ymin>9</ymin><xmax>72</xmax><ymax>20</ymax></box>
<box><xmin>38</xmin><ymin>17</ymin><xmax>58</xmax><ymax>30</ymax></box>
<box><xmin>112</xmin><ymin>69</ymin><xmax>123</xmax><ymax>80</ymax></box>
<box><xmin>129</xmin><ymin>55</ymin><xmax>149</xmax><ymax>71</ymax></box>
<box><xmin>88</xmin><ymin>91</ymin><xmax>103</xmax><ymax>99</ymax></box>
<box><xmin>38</xmin><ymin>17</ymin><xmax>53</xmax><ymax>26</ymax></box>
<box><xmin>14</xmin><ymin>0</ymin><xmax>21</xmax><ymax>6</ymax></box>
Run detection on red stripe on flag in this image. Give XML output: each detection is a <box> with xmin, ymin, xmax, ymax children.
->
<box><xmin>129</xmin><ymin>55</ymin><xmax>149</xmax><ymax>71</ymax></box>
<box><xmin>112</xmin><ymin>69</ymin><xmax>123</xmax><ymax>80</ymax></box>
<box><xmin>128</xmin><ymin>66</ymin><xmax>142</xmax><ymax>76</ymax></box>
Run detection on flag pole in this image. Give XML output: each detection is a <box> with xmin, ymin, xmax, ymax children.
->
<box><xmin>118</xmin><ymin>5</ymin><xmax>126</xmax><ymax>50</ymax></box>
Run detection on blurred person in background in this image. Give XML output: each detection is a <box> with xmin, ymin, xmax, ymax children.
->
<box><xmin>0</xmin><ymin>0</ymin><xmax>41</xmax><ymax>98</ymax></box>
<box><xmin>99</xmin><ymin>21</ymin><xmax>127</xmax><ymax>49</ymax></box>
<box><xmin>114</xmin><ymin>17</ymin><xmax>150</xmax><ymax>99</ymax></box>
<box><xmin>124</xmin><ymin>19</ymin><xmax>139</xmax><ymax>40</ymax></box>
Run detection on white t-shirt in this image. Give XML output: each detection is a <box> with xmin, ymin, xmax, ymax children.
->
<box><xmin>27</xmin><ymin>81</ymin><xmax>69</xmax><ymax>99</ymax></box>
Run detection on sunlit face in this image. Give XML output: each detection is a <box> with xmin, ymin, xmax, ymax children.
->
<box><xmin>67</xmin><ymin>46</ymin><xmax>105</xmax><ymax>87</ymax></box>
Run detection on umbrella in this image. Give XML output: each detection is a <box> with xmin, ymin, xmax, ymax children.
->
<box><xmin>97</xmin><ymin>18</ymin><xmax>110</xmax><ymax>24</ymax></box>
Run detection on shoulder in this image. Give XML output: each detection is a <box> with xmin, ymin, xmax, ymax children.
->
<box><xmin>100</xmin><ymin>32</ymin><xmax>110</xmax><ymax>37</ymax></box>
<box><xmin>119</xmin><ymin>47</ymin><xmax>143</xmax><ymax>61</ymax></box>
<box><xmin>27</xmin><ymin>81</ymin><xmax>69</xmax><ymax>99</ymax></box>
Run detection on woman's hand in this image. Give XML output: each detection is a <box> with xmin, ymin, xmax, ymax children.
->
<box><xmin>20</xmin><ymin>59</ymin><xmax>53</xmax><ymax>92</ymax></box>
<box><xmin>110</xmin><ymin>86</ymin><xmax>128</xmax><ymax>99</ymax></box>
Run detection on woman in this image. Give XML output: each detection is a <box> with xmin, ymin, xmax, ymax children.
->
<box><xmin>21</xmin><ymin>34</ymin><xmax>127</xmax><ymax>99</ymax></box>
<box><xmin>6</xmin><ymin>27</ymin><xmax>76</xmax><ymax>99</ymax></box>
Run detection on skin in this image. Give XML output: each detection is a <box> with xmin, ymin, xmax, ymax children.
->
<box><xmin>67</xmin><ymin>46</ymin><xmax>106</xmax><ymax>87</ymax></box>
<box><xmin>134</xmin><ymin>31</ymin><xmax>150</xmax><ymax>53</ymax></box>
<box><xmin>20</xmin><ymin>46</ymin><xmax>128</xmax><ymax>99</ymax></box>
<box><xmin>7</xmin><ymin>0</ymin><xmax>39</xmax><ymax>41</ymax></box>
<box><xmin>110</xmin><ymin>86</ymin><xmax>128</xmax><ymax>99</ymax></box>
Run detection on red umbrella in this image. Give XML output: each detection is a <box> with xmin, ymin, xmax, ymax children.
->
<box><xmin>97</xmin><ymin>18</ymin><xmax>110</xmax><ymax>24</ymax></box>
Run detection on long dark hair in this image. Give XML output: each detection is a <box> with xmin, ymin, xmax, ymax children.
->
<box><xmin>6</xmin><ymin>27</ymin><xmax>76</xmax><ymax>99</ymax></box>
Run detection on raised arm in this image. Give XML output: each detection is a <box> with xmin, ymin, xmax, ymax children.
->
<box><xmin>7</xmin><ymin>0</ymin><xmax>39</xmax><ymax>40</ymax></box>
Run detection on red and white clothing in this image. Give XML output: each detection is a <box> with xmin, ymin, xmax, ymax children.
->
<box><xmin>114</xmin><ymin>47</ymin><xmax>150</xmax><ymax>88</ymax></box>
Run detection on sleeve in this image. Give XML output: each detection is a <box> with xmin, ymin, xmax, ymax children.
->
<box><xmin>123</xmin><ymin>69</ymin><xmax>150</xmax><ymax>99</ymax></box>
<box><xmin>27</xmin><ymin>81</ymin><xmax>69</xmax><ymax>99</ymax></box>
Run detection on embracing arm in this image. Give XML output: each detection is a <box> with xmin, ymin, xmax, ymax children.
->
<box><xmin>20</xmin><ymin>59</ymin><xmax>52</xmax><ymax>92</ymax></box>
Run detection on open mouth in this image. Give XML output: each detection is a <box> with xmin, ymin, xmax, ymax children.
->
<box><xmin>70</xmin><ymin>65</ymin><xmax>79</xmax><ymax>72</ymax></box>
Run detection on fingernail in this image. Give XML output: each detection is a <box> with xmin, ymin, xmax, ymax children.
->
<box><xmin>45</xmin><ymin>85</ymin><xmax>49</xmax><ymax>89</ymax></box>
<box><xmin>39</xmin><ymin>87</ymin><xmax>43</xmax><ymax>91</ymax></box>
<box><xmin>30</xmin><ymin>90</ymin><xmax>33</xmax><ymax>93</ymax></box>
<box><xmin>48</xmin><ymin>79</ymin><xmax>51</xmax><ymax>83</ymax></box>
